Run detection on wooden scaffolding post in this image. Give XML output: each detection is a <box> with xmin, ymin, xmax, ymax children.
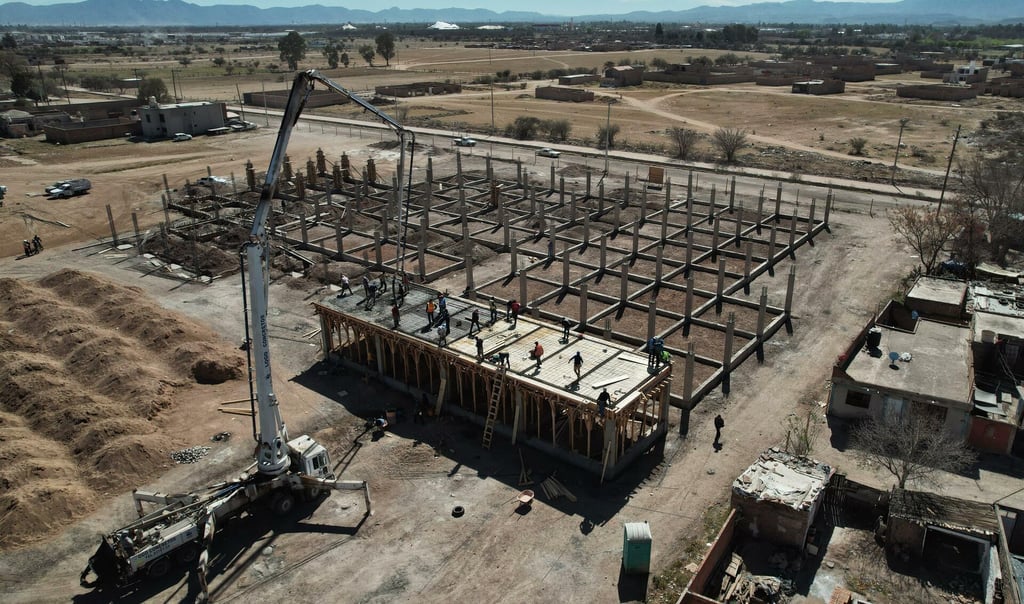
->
<box><xmin>481</xmin><ymin>365</ymin><xmax>508</xmax><ymax>450</ymax></box>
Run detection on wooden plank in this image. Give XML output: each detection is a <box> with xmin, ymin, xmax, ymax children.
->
<box><xmin>592</xmin><ymin>375</ymin><xmax>629</xmax><ymax>389</ymax></box>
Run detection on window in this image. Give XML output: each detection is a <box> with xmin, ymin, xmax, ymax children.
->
<box><xmin>845</xmin><ymin>390</ymin><xmax>871</xmax><ymax>409</ymax></box>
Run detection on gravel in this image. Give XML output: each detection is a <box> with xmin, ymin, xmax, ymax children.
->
<box><xmin>170</xmin><ymin>445</ymin><xmax>212</xmax><ymax>464</ymax></box>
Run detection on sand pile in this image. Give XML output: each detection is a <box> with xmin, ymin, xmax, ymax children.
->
<box><xmin>0</xmin><ymin>270</ymin><xmax>246</xmax><ymax>548</ymax></box>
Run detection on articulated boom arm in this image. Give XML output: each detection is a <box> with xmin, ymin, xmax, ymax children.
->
<box><xmin>245</xmin><ymin>70</ymin><xmax>410</xmax><ymax>476</ymax></box>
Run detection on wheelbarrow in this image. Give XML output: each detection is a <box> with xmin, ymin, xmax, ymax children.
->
<box><xmin>516</xmin><ymin>489</ymin><xmax>535</xmax><ymax>507</ymax></box>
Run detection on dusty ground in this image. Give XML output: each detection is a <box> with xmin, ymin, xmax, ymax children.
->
<box><xmin>1</xmin><ymin>44</ymin><xmax>1021</xmax><ymax>602</ymax></box>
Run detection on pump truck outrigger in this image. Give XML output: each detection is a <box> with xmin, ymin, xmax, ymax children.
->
<box><xmin>80</xmin><ymin>70</ymin><xmax>414</xmax><ymax>597</ymax></box>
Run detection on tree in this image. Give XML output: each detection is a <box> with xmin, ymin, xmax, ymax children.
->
<box><xmin>851</xmin><ymin>412</ymin><xmax>976</xmax><ymax>489</ymax></box>
<box><xmin>277</xmin><ymin>31</ymin><xmax>307</xmax><ymax>71</ymax></box>
<box><xmin>506</xmin><ymin>116</ymin><xmax>541</xmax><ymax>140</ymax></box>
<box><xmin>358</xmin><ymin>45</ymin><xmax>375</xmax><ymax>67</ymax></box>
<box><xmin>596</xmin><ymin>123</ymin><xmax>621</xmax><ymax>149</ymax></box>
<box><xmin>323</xmin><ymin>42</ymin><xmax>341</xmax><ymax>69</ymax></box>
<box><xmin>956</xmin><ymin>155</ymin><xmax>1024</xmax><ymax>265</ymax></box>
<box><xmin>375</xmin><ymin>32</ymin><xmax>396</xmax><ymax>67</ymax></box>
<box><xmin>670</xmin><ymin>127</ymin><xmax>699</xmax><ymax>160</ymax></box>
<box><xmin>137</xmin><ymin>77</ymin><xmax>171</xmax><ymax>104</ymax></box>
<box><xmin>650</xmin><ymin>57</ymin><xmax>669</xmax><ymax>70</ymax></box>
<box><xmin>543</xmin><ymin>119</ymin><xmax>571</xmax><ymax>142</ymax></box>
<box><xmin>848</xmin><ymin>137</ymin><xmax>868</xmax><ymax>155</ymax></box>
<box><xmin>212</xmin><ymin>56</ymin><xmax>225</xmax><ymax>67</ymax></box>
<box><xmin>887</xmin><ymin>206</ymin><xmax>958</xmax><ymax>274</ymax></box>
<box><xmin>1</xmin><ymin>33</ymin><xmax>16</xmax><ymax>49</ymax></box>
<box><xmin>178</xmin><ymin>57</ymin><xmax>192</xmax><ymax>67</ymax></box>
<box><xmin>340</xmin><ymin>52</ymin><xmax>350</xmax><ymax>68</ymax></box>
<box><xmin>711</xmin><ymin>127</ymin><xmax>747</xmax><ymax>162</ymax></box>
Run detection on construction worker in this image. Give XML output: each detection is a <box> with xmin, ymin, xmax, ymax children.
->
<box><xmin>510</xmin><ymin>300</ymin><xmax>521</xmax><ymax>327</ymax></box>
<box><xmin>22</xmin><ymin>240</ymin><xmax>32</xmax><ymax>256</ymax></box>
<box><xmin>378</xmin><ymin>272</ymin><xmax>388</xmax><ymax>294</ymax></box>
<box><xmin>489</xmin><ymin>297</ymin><xmax>498</xmax><ymax>324</ymax></box>
<box><xmin>426</xmin><ymin>298</ymin><xmax>436</xmax><ymax>325</ymax></box>
<box><xmin>475</xmin><ymin>336</ymin><xmax>484</xmax><ymax>361</ymax></box>
<box><xmin>570</xmin><ymin>351</ymin><xmax>583</xmax><ymax>380</ymax></box>
<box><xmin>31</xmin><ymin>235</ymin><xmax>42</xmax><ymax>253</ymax></box>
<box><xmin>361</xmin><ymin>274</ymin><xmax>370</xmax><ymax>297</ymax></box>
<box><xmin>469</xmin><ymin>308</ymin><xmax>481</xmax><ymax>335</ymax></box>
<box><xmin>505</xmin><ymin>299</ymin><xmax>514</xmax><ymax>321</ymax></box>
<box><xmin>597</xmin><ymin>388</ymin><xmax>611</xmax><ymax>415</ymax></box>
<box><xmin>340</xmin><ymin>274</ymin><xmax>353</xmax><ymax>296</ymax></box>
<box><xmin>497</xmin><ymin>352</ymin><xmax>511</xmax><ymax>367</ymax></box>
<box><xmin>530</xmin><ymin>341</ymin><xmax>544</xmax><ymax>369</ymax></box>
<box><xmin>391</xmin><ymin>303</ymin><xmax>401</xmax><ymax>328</ymax></box>
<box><xmin>561</xmin><ymin>317</ymin><xmax>573</xmax><ymax>342</ymax></box>
<box><xmin>437</xmin><ymin>322</ymin><xmax>448</xmax><ymax>347</ymax></box>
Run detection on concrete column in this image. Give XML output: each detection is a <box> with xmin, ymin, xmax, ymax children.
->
<box><xmin>680</xmin><ymin>341</ymin><xmax>696</xmax><ymax>435</ymax></box>
<box><xmin>456</xmin><ymin>151</ymin><xmax>463</xmax><ymax>186</ymax></box>
<box><xmin>734</xmin><ymin>207</ymin><xmax>743</xmax><ymax>247</ymax></box>
<box><xmin>559</xmin><ymin>177</ymin><xmax>565</xmax><ymax>205</ymax></box>
<box><xmin>709</xmin><ymin>184</ymin><xmax>716</xmax><ymax>219</ymax></box>
<box><xmin>789</xmin><ymin>211</ymin><xmax>798</xmax><ymax>250</ymax></box>
<box><xmin>519</xmin><ymin>270</ymin><xmax>528</xmax><ymax>311</ymax></box>
<box><xmin>624</xmin><ymin>173</ymin><xmax>630</xmax><ymax>207</ymax></box>
<box><xmin>314</xmin><ymin>195</ymin><xmax>322</xmax><ymax>221</ymax></box>
<box><xmin>548</xmin><ymin>232</ymin><xmax>557</xmax><ymax>260</ymax></box>
<box><xmin>728</xmin><ymin>176</ymin><xmax>736</xmax><ymax>212</ymax></box>
<box><xmin>373</xmin><ymin>230</ymin><xmax>383</xmax><ymax>267</ymax></box>
<box><xmin>685</xmin><ymin>191</ymin><xmax>694</xmax><ymax>232</ymax></box>
<box><xmin>603</xmin><ymin>317</ymin><xmax>612</xmax><ymax>339</ymax></box>
<box><xmin>808</xmin><ymin>197</ymin><xmax>816</xmax><ymax>229</ymax></box>
<box><xmin>599</xmin><ymin>234</ymin><xmax>608</xmax><ymax>273</ymax></box>
<box><xmin>382</xmin><ymin>208</ymin><xmax>392</xmax><ymax>242</ymax></box>
<box><xmin>530</xmin><ymin>186</ymin><xmax>536</xmax><ymax>217</ymax></box>
<box><xmin>586</xmin><ymin>169</ymin><xmax>591</xmax><ymax>197</ymax></box>
<box><xmin>602</xmin><ymin>412</ymin><xmax>618</xmax><ymax>469</ymax></box>
<box><xmin>131</xmin><ymin>212</ymin><xmax>140</xmax><ymax>249</ymax></box>
<box><xmin>570</xmin><ymin>191</ymin><xmax>577</xmax><ymax>224</ymax></box>
<box><xmin>687</xmin><ymin>170</ymin><xmax>693</xmax><ymax>202</ymax></box>
<box><xmin>613</xmin><ymin>202</ymin><xmax>621</xmax><ymax>233</ymax></box>
<box><xmin>775</xmin><ymin>182</ymin><xmax>783</xmax><ymax>223</ymax></box>
<box><xmin>563</xmin><ymin>244</ymin><xmax>571</xmax><ymax>289</ymax></box>
<box><xmin>300</xmin><ymin>209</ymin><xmax>309</xmax><ymax>245</ymax></box>
<box><xmin>824</xmin><ymin>191</ymin><xmax>833</xmax><ymax>227</ymax></box>
<box><xmin>665</xmin><ymin>176</ymin><xmax>671</xmax><ymax>203</ymax></box>
<box><xmin>785</xmin><ymin>265</ymin><xmax>797</xmax><ymax>317</ymax></box>
<box><xmin>715</xmin><ymin>257</ymin><xmax>726</xmax><ymax>314</ymax></box>
<box><xmin>620</xmin><ymin>262</ymin><xmax>629</xmax><ymax>304</ymax></box>
<box><xmin>647</xmin><ymin>299</ymin><xmax>657</xmax><ymax>343</ymax></box>
<box><xmin>743</xmin><ymin>241</ymin><xmax>753</xmax><ymax>290</ymax></box>
<box><xmin>655</xmin><ymin>244</ymin><xmax>664</xmax><ymax>284</ymax></box>
<box><xmin>550</xmin><ymin>164</ymin><xmax>556</xmax><ymax>191</ymax></box>
<box><xmin>418</xmin><ymin>217</ymin><xmax>427</xmax><ymax>278</ymax></box>
<box><xmin>161</xmin><ymin>194</ymin><xmax>170</xmax><ymax>228</ymax></box>
<box><xmin>423</xmin><ymin>187</ymin><xmax>432</xmax><ymax>230</ymax></box>
<box><xmin>460</xmin><ymin>207</ymin><xmax>469</xmax><ymax>243</ymax></box>
<box><xmin>502</xmin><ymin>214</ymin><xmax>510</xmax><ymax>250</ymax></box>
<box><xmin>598</xmin><ymin>181</ymin><xmax>605</xmax><ymax>216</ymax></box>
<box><xmin>516</xmin><ymin>159</ymin><xmax>522</xmax><ymax>186</ymax></box>
<box><xmin>307</xmin><ymin>159</ymin><xmax>317</xmax><ymax>187</ymax></box>
<box><xmin>685</xmin><ymin>230</ymin><xmax>694</xmax><ymax>276</ymax></box>
<box><xmin>756</xmin><ymin>189</ymin><xmax>765</xmax><ymax>235</ymax></box>
<box><xmin>711</xmin><ymin>216</ymin><xmax>720</xmax><ymax>261</ymax></box>
<box><xmin>579</xmin><ymin>283</ymin><xmax>589</xmax><ymax>329</ymax></box>
<box><xmin>684</xmin><ymin>276</ymin><xmax>694</xmax><ymax>331</ymax></box>
<box><xmin>283</xmin><ymin>155</ymin><xmax>293</xmax><ymax>181</ymax></box>
<box><xmin>631</xmin><ymin>225</ymin><xmax>639</xmax><ymax>259</ymax></box>
<box><xmin>245</xmin><ymin>161</ymin><xmax>256</xmax><ymax>192</ymax></box>
<box><xmin>769</xmin><ymin>222</ymin><xmax>778</xmax><ymax>264</ymax></box>
<box><xmin>375</xmin><ymin>335</ymin><xmax>385</xmax><ymax>374</ymax></box>
<box><xmin>723</xmin><ymin>312</ymin><xmax>735</xmax><ymax>372</ymax></box>
<box><xmin>640</xmin><ymin>186</ymin><xmax>648</xmax><ymax>225</ymax></box>
<box><xmin>660</xmin><ymin>199</ymin><xmax>669</xmax><ymax>242</ymax></box>
<box><xmin>347</xmin><ymin>203</ymin><xmax>355</xmax><ymax>231</ymax></box>
<box><xmin>510</xmin><ymin>237</ymin><xmax>518</xmax><ymax>274</ymax></box>
<box><xmin>106</xmin><ymin>204</ymin><xmax>118</xmax><ymax>245</ymax></box>
<box><xmin>583</xmin><ymin>211</ymin><xmax>590</xmax><ymax>247</ymax></box>
<box><xmin>756</xmin><ymin>286</ymin><xmax>768</xmax><ymax>363</ymax></box>
<box><xmin>335</xmin><ymin>223</ymin><xmax>344</xmax><ymax>259</ymax></box>
<box><xmin>426</xmin><ymin>156</ymin><xmax>433</xmax><ymax>187</ymax></box>
<box><xmin>485</xmin><ymin>155</ymin><xmax>492</xmax><ymax>181</ymax></box>
<box><xmin>464</xmin><ymin>240</ymin><xmax>475</xmax><ymax>294</ymax></box>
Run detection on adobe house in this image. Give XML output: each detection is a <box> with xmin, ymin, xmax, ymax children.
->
<box><xmin>602</xmin><ymin>65</ymin><xmax>643</xmax><ymax>87</ymax></box>
<box><xmin>535</xmin><ymin>86</ymin><xmax>594</xmax><ymax>102</ymax></box>
<box><xmin>791</xmin><ymin>79</ymin><xmax>846</xmax><ymax>95</ymax></box>
<box><xmin>730</xmin><ymin>448</ymin><xmax>833</xmax><ymax>550</ymax></box>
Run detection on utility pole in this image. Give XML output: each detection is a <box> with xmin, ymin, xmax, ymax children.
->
<box><xmin>603</xmin><ymin>100</ymin><xmax>611</xmax><ymax>175</ymax></box>
<box><xmin>937</xmin><ymin>124</ymin><xmax>961</xmax><ymax>214</ymax></box>
<box><xmin>490</xmin><ymin>81</ymin><xmax>495</xmax><ymax>134</ymax></box>
<box><xmin>890</xmin><ymin>117</ymin><xmax>909</xmax><ymax>185</ymax></box>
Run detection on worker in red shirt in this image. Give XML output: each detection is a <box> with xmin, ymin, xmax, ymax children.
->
<box><xmin>530</xmin><ymin>341</ymin><xmax>544</xmax><ymax>369</ymax></box>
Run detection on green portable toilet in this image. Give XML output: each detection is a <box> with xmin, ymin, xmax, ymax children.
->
<box><xmin>622</xmin><ymin>521</ymin><xmax>652</xmax><ymax>574</ymax></box>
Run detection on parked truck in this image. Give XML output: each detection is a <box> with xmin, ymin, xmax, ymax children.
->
<box><xmin>48</xmin><ymin>178</ymin><xmax>91</xmax><ymax>198</ymax></box>
<box><xmin>78</xmin><ymin>70</ymin><xmax>410</xmax><ymax>597</ymax></box>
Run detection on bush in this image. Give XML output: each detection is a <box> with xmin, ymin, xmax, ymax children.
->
<box><xmin>506</xmin><ymin>116</ymin><xmax>542</xmax><ymax>140</ymax></box>
<box><xmin>848</xmin><ymin>137</ymin><xmax>868</xmax><ymax>155</ymax></box>
<box><xmin>711</xmin><ymin>127</ymin><xmax>747</xmax><ymax>162</ymax></box>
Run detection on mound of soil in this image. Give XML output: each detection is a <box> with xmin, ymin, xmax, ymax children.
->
<box><xmin>0</xmin><ymin>269</ymin><xmax>246</xmax><ymax>548</ymax></box>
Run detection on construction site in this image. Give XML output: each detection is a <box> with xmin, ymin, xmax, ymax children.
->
<box><xmin>0</xmin><ymin>95</ymin><xmax>920</xmax><ymax>604</ymax></box>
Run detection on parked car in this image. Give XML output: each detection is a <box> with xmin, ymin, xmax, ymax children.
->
<box><xmin>453</xmin><ymin>137</ymin><xmax>477</xmax><ymax>147</ymax></box>
<box><xmin>537</xmin><ymin>148</ymin><xmax>561</xmax><ymax>158</ymax></box>
<box><xmin>172</xmin><ymin>133</ymin><xmax>192</xmax><ymax>141</ymax></box>
<box><xmin>47</xmin><ymin>178</ymin><xmax>91</xmax><ymax>198</ymax></box>
<box><xmin>196</xmin><ymin>176</ymin><xmax>230</xmax><ymax>187</ymax></box>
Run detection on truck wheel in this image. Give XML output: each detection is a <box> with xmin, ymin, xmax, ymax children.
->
<box><xmin>304</xmin><ymin>488</ymin><xmax>323</xmax><ymax>501</ymax></box>
<box><xmin>147</xmin><ymin>557</ymin><xmax>172</xmax><ymax>579</ymax></box>
<box><xmin>175</xmin><ymin>543</ymin><xmax>200</xmax><ymax>566</ymax></box>
<box><xmin>270</xmin><ymin>492</ymin><xmax>295</xmax><ymax>515</ymax></box>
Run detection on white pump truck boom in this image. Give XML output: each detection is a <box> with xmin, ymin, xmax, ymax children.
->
<box><xmin>80</xmin><ymin>70</ymin><xmax>411</xmax><ymax>594</ymax></box>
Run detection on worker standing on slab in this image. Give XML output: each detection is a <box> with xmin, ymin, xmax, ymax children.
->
<box><xmin>340</xmin><ymin>275</ymin><xmax>353</xmax><ymax>297</ymax></box>
<box><xmin>22</xmin><ymin>240</ymin><xmax>32</xmax><ymax>257</ymax></box>
<box><xmin>511</xmin><ymin>300</ymin><xmax>521</xmax><ymax>328</ymax></box>
<box><xmin>426</xmin><ymin>298</ymin><xmax>436</xmax><ymax>325</ymax></box>
<box><xmin>361</xmin><ymin>274</ymin><xmax>370</xmax><ymax>297</ymax></box>
<box><xmin>561</xmin><ymin>317</ymin><xmax>573</xmax><ymax>342</ymax></box>
<box><xmin>530</xmin><ymin>341</ymin><xmax>544</xmax><ymax>369</ymax></box>
<box><xmin>570</xmin><ymin>351</ymin><xmax>583</xmax><ymax>381</ymax></box>
<box><xmin>391</xmin><ymin>303</ymin><xmax>400</xmax><ymax>328</ymax></box>
<box><xmin>505</xmin><ymin>299</ymin><xmax>514</xmax><ymax>321</ymax></box>
<box><xmin>597</xmin><ymin>388</ymin><xmax>611</xmax><ymax>415</ymax></box>
<box><xmin>489</xmin><ymin>297</ymin><xmax>498</xmax><ymax>324</ymax></box>
<box><xmin>32</xmin><ymin>235</ymin><xmax>42</xmax><ymax>253</ymax></box>
<box><xmin>469</xmin><ymin>308</ymin><xmax>481</xmax><ymax>335</ymax></box>
<box><xmin>437</xmin><ymin>322</ymin><xmax>448</xmax><ymax>347</ymax></box>
<box><xmin>475</xmin><ymin>336</ymin><xmax>484</xmax><ymax>361</ymax></box>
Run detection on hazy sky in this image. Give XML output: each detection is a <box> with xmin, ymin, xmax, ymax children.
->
<box><xmin>0</xmin><ymin>0</ymin><xmax>902</xmax><ymax>13</ymax></box>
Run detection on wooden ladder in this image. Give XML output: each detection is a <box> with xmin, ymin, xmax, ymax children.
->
<box><xmin>481</xmin><ymin>365</ymin><xmax>507</xmax><ymax>450</ymax></box>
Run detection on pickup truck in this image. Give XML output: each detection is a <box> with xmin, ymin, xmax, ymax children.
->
<box><xmin>453</xmin><ymin>137</ymin><xmax>477</xmax><ymax>147</ymax></box>
<box><xmin>48</xmin><ymin>178</ymin><xmax>91</xmax><ymax>198</ymax></box>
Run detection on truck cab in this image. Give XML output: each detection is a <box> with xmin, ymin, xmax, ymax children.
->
<box><xmin>287</xmin><ymin>435</ymin><xmax>333</xmax><ymax>479</ymax></box>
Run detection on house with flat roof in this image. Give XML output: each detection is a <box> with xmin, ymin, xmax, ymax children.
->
<box><xmin>139</xmin><ymin>98</ymin><xmax>225</xmax><ymax>140</ymax></box>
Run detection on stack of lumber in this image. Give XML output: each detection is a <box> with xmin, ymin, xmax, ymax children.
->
<box><xmin>539</xmin><ymin>476</ymin><xmax>577</xmax><ymax>502</ymax></box>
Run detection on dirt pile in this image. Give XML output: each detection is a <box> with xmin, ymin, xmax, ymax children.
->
<box><xmin>0</xmin><ymin>269</ymin><xmax>246</xmax><ymax>548</ymax></box>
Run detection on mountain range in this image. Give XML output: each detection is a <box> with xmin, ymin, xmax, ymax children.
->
<box><xmin>0</xmin><ymin>0</ymin><xmax>1020</xmax><ymax>27</ymax></box>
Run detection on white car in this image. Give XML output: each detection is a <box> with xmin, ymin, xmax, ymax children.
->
<box><xmin>196</xmin><ymin>176</ymin><xmax>230</xmax><ymax>186</ymax></box>
<box><xmin>537</xmin><ymin>148</ymin><xmax>561</xmax><ymax>158</ymax></box>
<box><xmin>453</xmin><ymin>137</ymin><xmax>477</xmax><ymax>147</ymax></box>
<box><xmin>172</xmin><ymin>133</ymin><xmax>192</xmax><ymax>142</ymax></box>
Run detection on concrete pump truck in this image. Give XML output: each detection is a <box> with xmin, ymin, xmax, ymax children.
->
<box><xmin>80</xmin><ymin>70</ymin><xmax>414</xmax><ymax>596</ymax></box>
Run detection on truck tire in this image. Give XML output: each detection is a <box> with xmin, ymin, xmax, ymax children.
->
<box><xmin>146</xmin><ymin>556</ymin><xmax>172</xmax><ymax>579</ymax></box>
<box><xmin>303</xmin><ymin>487</ymin><xmax>323</xmax><ymax>502</ymax></box>
<box><xmin>270</xmin><ymin>491</ymin><xmax>295</xmax><ymax>515</ymax></box>
<box><xmin>175</xmin><ymin>543</ymin><xmax>200</xmax><ymax>566</ymax></box>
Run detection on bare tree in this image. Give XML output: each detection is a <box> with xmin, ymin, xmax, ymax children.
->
<box><xmin>670</xmin><ymin>127</ymin><xmax>699</xmax><ymax>160</ymax></box>
<box><xmin>850</xmin><ymin>413</ymin><xmax>976</xmax><ymax>489</ymax></box>
<box><xmin>887</xmin><ymin>206</ymin><xmax>958</xmax><ymax>275</ymax></box>
<box><xmin>956</xmin><ymin>155</ymin><xmax>1024</xmax><ymax>265</ymax></box>
<box><xmin>711</xmin><ymin>127</ymin><xmax>747</xmax><ymax>162</ymax></box>
<box><xmin>848</xmin><ymin>137</ymin><xmax>868</xmax><ymax>156</ymax></box>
